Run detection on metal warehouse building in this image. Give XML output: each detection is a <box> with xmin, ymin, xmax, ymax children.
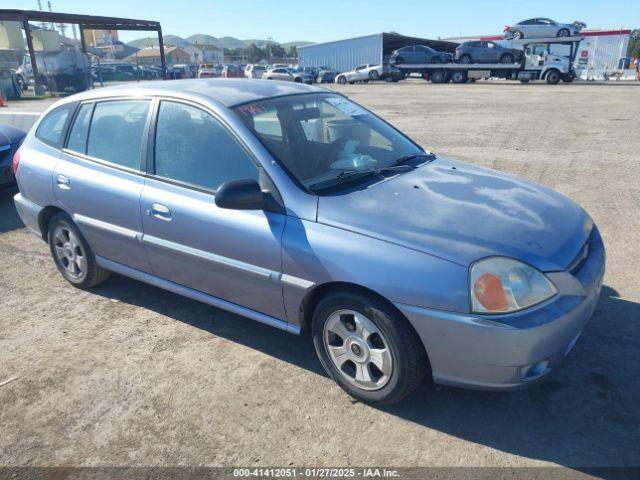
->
<box><xmin>298</xmin><ymin>32</ymin><xmax>458</xmax><ymax>72</ymax></box>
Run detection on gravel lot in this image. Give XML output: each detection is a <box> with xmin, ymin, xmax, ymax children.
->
<box><xmin>1</xmin><ymin>81</ymin><xmax>639</xmax><ymax>471</ymax></box>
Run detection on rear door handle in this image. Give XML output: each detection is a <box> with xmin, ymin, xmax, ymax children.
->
<box><xmin>56</xmin><ymin>174</ymin><xmax>70</xmax><ymax>190</ymax></box>
<box><xmin>147</xmin><ymin>203</ymin><xmax>171</xmax><ymax>221</ymax></box>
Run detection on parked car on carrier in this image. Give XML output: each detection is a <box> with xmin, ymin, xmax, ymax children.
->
<box><xmin>504</xmin><ymin>18</ymin><xmax>585</xmax><ymax>40</ymax></box>
<box><xmin>0</xmin><ymin>124</ymin><xmax>26</xmax><ymax>190</ymax></box>
<box><xmin>13</xmin><ymin>79</ymin><xmax>605</xmax><ymax>405</ymax></box>
<box><xmin>455</xmin><ymin>41</ymin><xmax>524</xmax><ymax>64</ymax></box>
<box><xmin>335</xmin><ymin>64</ymin><xmax>385</xmax><ymax>84</ymax></box>
<box><xmin>389</xmin><ymin>45</ymin><xmax>453</xmax><ymax>65</ymax></box>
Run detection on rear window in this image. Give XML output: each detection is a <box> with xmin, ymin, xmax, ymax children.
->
<box><xmin>35</xmin><ymin>104</ymin><xmax>74</xmax><ymax>147</ymax></box>
<box><xmin>86</xmin><ymin>100</ymin><xmax>150</xmax><ymax>170</ymax></box>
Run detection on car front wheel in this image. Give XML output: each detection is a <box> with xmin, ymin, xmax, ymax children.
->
<box><xmin>48</xmin><ymin>212</ymin><xmax>110</xmax><ymax>289</ymax></box>
<box><xmin>337</xmin><ymin>76</ymin><xmax>347</xmax><ymax>85</ymax></box>
<box><xmin>557</xmin><ymin>28</ymin><xmax>570</xmax><ymax>37</ymax></box>
<box><xmin>369</xmin><ymin>70</ymin><xmax>379</xmax><ymax>80</ymax></box>
<box><xmin>312</xmin><ymin>290</ymin><xmax>428</xmax><ymax>405</ymax></box>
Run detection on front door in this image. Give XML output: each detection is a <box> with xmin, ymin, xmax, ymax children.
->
<box><xmin>54</xmin><ymin>99</ymin><xmax>152</xmax><ymax>272</ymax></box>
<box><xmin>140</xmin><ymin>100</ymin><xmax>286</xmax><ymax>319</ymax></box>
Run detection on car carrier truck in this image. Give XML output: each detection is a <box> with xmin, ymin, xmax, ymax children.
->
<box><xmin>392</xmin><ymin>36</ymin><xmax>583</xmax><ymax>84</ymax></box>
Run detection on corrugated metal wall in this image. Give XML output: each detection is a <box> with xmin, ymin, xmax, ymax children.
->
<box><xmin>298</xmin><ymin>34</ymin><xmax>383</xmax><ymax>72</ymax></box>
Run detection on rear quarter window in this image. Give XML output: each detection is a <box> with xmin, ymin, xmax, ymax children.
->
<box><xmin>35</xmin><ymin>104</ymin><xmax>74</xmax><ymax>147</ymax></box>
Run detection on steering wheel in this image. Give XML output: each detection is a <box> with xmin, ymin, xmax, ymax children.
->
<box><xmin>315</xmin><ymin>136</ymin><xmax>351</xmax><ymax>173</ymax></box>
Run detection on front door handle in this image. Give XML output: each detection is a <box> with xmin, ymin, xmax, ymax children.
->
<box><xmin>147</xmin><ymin>203</ymin><xmax>172</xmax><ymax>221</ymax></box>
<box><xmin>56</xmin><ymin>174</ymin><xmax>70</xmax><ymax>190</ymax></box>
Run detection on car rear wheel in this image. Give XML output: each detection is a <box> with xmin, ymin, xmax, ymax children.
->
<box><xmin>513</xmin><ymin>30</ymin><xmax>524</xmax><ymax>39</ymax></box>
<box><xmin>500</xmin><ymin>53</ymin><xmax>514</xmax><ymax>64</ymax></box>
<box><xmin>557</xmin><ymin>28</ymin><xmax>570</xmax><ymax>37</ymax></box>
<box><xmin>48</xmin><ymin>212</ymin><xmax>110</xmax><ymax>289</ymax></box>
<box><xmin>337</xmin><ymin>76</ymin><xmax>347</xmax><ymax>85</ymax></box>
<box><xmin>312</xmin><ymin>290</ymin><xmax>428</xmax><ymax>405</ymax></box>
<box><xmin>369</xmin><ymin>70</ymin><xmax>379</xmax><ymax>80</ymax></box>
<box><xmin>459</xmin><ymin>54</ymin><xmax>472</xmax><ymax>64</ymax></box>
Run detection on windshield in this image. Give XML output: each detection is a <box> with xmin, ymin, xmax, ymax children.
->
<box><xmin>233</xmin><ymin>93</ymin><xmax>424</xmax><ymax>192</ymax></box>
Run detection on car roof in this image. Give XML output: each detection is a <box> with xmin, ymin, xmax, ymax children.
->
<box><xmin>67</xmin><ymin>79</ymin><xmax>325</xmax><ymax>107</ymax></box>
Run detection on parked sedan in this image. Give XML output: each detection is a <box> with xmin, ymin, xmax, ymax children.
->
<box><xmin>335</xmin><ymin>64</ymin><xmax>385</xmax><ymax>84</ymax></box>
<box><xmin>0</xmin><ymin>124</ymin><xmax>26</xmax><ymax>190</ymax></box>
<box><xmin>13</xmin><ymin>80</ymin><xmax>604</xmax><ymax>405</ymax></box>
<box><xmin>222</xmin><ymin>65</ymin><xmax>244</xmax><ymax>78</ymax></box>
<box><xmin>505</xmin><ymin>18</ymin><xmax>585</xmax><ymax>40</ymax></box>
<box><xmin>455</xmin><ymin>41</ymin><xmax>523</xmax><ymax>64</ymax></box>
<box><xmin>317</xmin><ymin>66</ymin><xmax>337</xmax><ymax>83</ymax></box>
<box><xmin>262</xmin><ymin>68</ymin><xmax>312</xmax><ymax>84</ymax></box>
<box><xmin>389</xmin><ymin>45</ymin><xmax>453</xmax><ymax>65</ymax></box>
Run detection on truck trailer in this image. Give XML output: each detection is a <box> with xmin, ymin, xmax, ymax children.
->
<box><xmin>392</xmin><ymin>36</ymin><xmax>583</xmax><ymax>84</ymax></box>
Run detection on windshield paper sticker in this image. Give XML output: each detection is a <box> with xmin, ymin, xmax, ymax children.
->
<box><xmin>325</xmin><ymin>97</ymin><xmax>368</xmax><ymax>116</ymax></box>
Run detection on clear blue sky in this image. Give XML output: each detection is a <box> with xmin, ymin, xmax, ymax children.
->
<box><xmin>7</xmin><ymin>0</ymin><xmax>638</xmax><ymax>43</ymax></box>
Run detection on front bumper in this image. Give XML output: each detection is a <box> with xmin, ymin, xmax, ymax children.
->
<box><xmin>396</xmin><ymin>228</ymin><xmax>605</xmax><ymax>390</ymax></box>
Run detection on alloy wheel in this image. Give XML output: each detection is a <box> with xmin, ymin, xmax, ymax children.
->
<box><xmin>53</xmin><ymin>225</ymin><xmax>86</xmax><ymax>279</ymax></box>
<box><xmin>323</xmin><ymin>309</ymin><xmax>393</xmax><ymax>391</ymax></box>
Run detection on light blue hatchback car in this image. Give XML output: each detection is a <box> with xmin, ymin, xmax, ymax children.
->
<box><xmin>13</xmin><ymin>79</ymin><xmax>605</xmax><ymax>404</ymax></box>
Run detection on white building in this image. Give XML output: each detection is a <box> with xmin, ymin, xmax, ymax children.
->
<box><xmin>445</xmin><ymin>29</ymin><xmax>631</xmax><ymax>80</ymax></box>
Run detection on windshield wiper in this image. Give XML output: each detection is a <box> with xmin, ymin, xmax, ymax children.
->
<box><xmin>393</xmin><ymin>151</ymin><xmax>436</xmax><ymax>166</ymax></box>
<box><xmin>308</xmin><ymin>165</ymin><xmax>412</xmax><ymax>192</ymax></box>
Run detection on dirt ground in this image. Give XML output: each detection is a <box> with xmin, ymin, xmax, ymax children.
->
<box><xmin>1</xmin><ymin>80</ymin><xmax>639</xmax><ymax>471</ymax></box>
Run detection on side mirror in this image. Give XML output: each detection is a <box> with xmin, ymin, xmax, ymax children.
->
<box><xmin>215</xmin><ymin>179</ymin><xmax>268</xmax><ymax>211</ymax></box>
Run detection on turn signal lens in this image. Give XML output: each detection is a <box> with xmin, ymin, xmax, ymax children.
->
<box><xmin>474</xmin><ymin>273</ymin><xmax>509</xmax><ymax>311</ymax></box>
<box><xmin>470</xmin><ymin>257</ymin><xmax>557</xmax><ymax>313</ymax></box>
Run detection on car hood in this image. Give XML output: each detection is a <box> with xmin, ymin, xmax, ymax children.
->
<box><xmin>317</xmin><ymin>157</ymin><xmax>591</xmax><ymax>271</ymax></box>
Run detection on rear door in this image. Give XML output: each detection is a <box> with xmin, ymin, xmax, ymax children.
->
<box><xmin>54</xmin><ymin>98</ymin><xmax>152</xmax><ymax>272</ymax></box>
<box><xmin>140</xmin><ymin>99</ymin><xmax>286</xmax><ymax>319</ymax></box>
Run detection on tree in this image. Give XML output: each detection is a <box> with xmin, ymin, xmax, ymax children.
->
<box><xmin>288</xmin><ymin>45</ymin><xmax>298</xmax><ymax>59</ymax></box>
<box><xmin>628</xmin><ymin>29</ymin><xmax>640</xmax><ymax>58</ymax></box>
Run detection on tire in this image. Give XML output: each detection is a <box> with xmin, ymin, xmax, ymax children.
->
<box><xmin>451</xmin><ymin>70</ymin><xmax>468</xmax><ymax>83</ymax></box>
<box><xmin>48</xmin><ymin>212</ymin><xmax>110</xmax><ymax>289</ymax></box>
<box><xmin>546</xmin><ymin>69</ymin><xmax>561</xmax><ymax>84</ymax></box>
<box><xmin>459</xmin><ymin>54</ymin><xmax>472</xmax><ymax>64</ymax></box>
<box><xmin>500</xmin><ymin>53</ymin><xmax>514</xmax><ymax>64</ymax></box>
<box><xmin>337</xmin><ymin>76</ymin><xmax>347</xmax><ymax>85</ymax></box>
<box><xmin>312</xmin><ymin>289</ymin><xmax>427</xmax><ymax>405</ymax></box>
<box><xmin>557</xmin><ymin>28</ymin><xmax>570</xmax><ymax>37</ymax></box>
<box><xmin>369</xmin><ymin>70</ymin><xmax>379</xmax><ymax>80</ymax></box>
<box><xmin>294</xmin><ymin>77</ymin><xmax>302</xmax><ymax>83</ymax></box>
<box><xmin>430</xmin><ymin>69</ymin><xmax>448</xmax><ymax>84</ymax></box>
<box><xmin>513</xmin><ymin>30</ymin><xmax>524</xmax><ymax>40</ymax></box>
<box><xmin>563</xmin><ymin>73</ymin><xmax>575</xmax><ymax>83</ymax></box>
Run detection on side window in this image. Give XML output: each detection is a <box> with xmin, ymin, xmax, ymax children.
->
<box><xmin>66</xmin><ymin>103</ymin><xmax>93</xmax><ymax>154</ymax></box>
<box><xmin>154</xmin><ymin>101</ymin><xmax>259</xmax><ymax>191</ymax></box>
<box><xmin>35</xmin><ymin>104</ymin><xmax>73</xmax><ymax>147</ymax></box>
<box><xmin>87</xmin><ymin>100</ymin><xmax>150</xmax><ymax>169</ymax></box>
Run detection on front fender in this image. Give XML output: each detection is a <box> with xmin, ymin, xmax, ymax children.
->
<box><xmin>281</xmin><ymin>217</ymin><xmax>470</xmax><ymax>327</ymax></box>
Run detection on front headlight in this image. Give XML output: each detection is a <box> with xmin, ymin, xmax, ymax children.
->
<box><xmin>470</xmin><ymin>257</ymin><xmax>557</xmax><ymax>313</ymax></box>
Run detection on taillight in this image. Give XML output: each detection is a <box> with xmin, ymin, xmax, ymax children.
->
<box><xmin>12</xmin><ymin>147</ymin><xmax>20</xmax><ymax>176</ymax></box>
<box><xmin>503</xmin><ymin>25</ymin><xmax>510</xmax><ymax>31</ymax></box>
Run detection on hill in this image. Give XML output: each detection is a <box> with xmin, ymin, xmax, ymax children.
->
<box><xmin>127</xmin><ymin>34</ymin><xmax>313</xmax><ymax>50</ymax></box>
